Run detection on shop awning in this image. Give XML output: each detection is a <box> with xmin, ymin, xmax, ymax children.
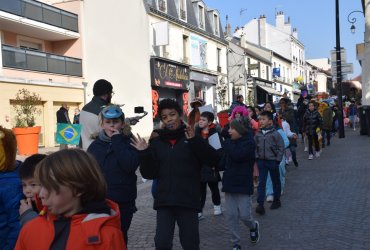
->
<box><xmin>257</xmin><ymin>85</ymin><xmax>283</xmax><ymax>96</ymax></box>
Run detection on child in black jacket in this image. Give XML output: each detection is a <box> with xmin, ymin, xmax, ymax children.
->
<box><xmin>131</xmin><ymin>99</ymin><xmax>219</xmax><ymax>250</ymax></box>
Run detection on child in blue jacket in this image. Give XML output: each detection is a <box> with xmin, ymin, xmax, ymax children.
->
<box><xmin>221</xmin><ymin>117</ymin><xmax>260</xmax><ymax>250</ymax></box>
<box><xmin>0</xmin><ymin>126</ymin><xmax>23</xmax><ymax>250</ymax></box>
<box><xmin>88</xmin><ymin>105</ymin><xmax>139</xmax><ymax>246</ymax></box>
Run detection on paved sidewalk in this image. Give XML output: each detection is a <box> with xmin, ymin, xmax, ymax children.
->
<box><xmin>128</xmin><ymin>129</ymin><xmax>370</xmax><ymax>250</ymax></box>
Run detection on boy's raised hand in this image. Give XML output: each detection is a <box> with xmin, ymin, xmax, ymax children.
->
<box><xmin>185</xmin><ymin>125</ymin><xmax>195</xmax><ymax>139</ymax></box>
<box><xmin>19</xmin><ymin>198</ymin><xmax>32</xmax><ymax>215</ymax></box>
<box><xmin>131</xmin><ymin>133</ymin><xmax>148</xmax><ymax>151</ymax></box>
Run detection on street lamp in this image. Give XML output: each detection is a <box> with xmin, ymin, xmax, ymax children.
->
<box><xmin>335</xmin><ymin>0</ymin><xmax>345</xmax><ymax>138</ymax></box>
<box><xmin>347</xmin><ymin>10</ymin><xmax>364</xmax><ymax>34</ymax></box>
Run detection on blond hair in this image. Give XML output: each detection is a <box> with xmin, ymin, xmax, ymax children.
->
<box><xmin>35</xmin><ymin>149</ymin><xmax>107</xmax><ymax>205</ymax></box>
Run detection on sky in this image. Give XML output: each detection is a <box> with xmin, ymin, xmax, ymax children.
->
<box><xmin>204</xmin><ymin>0</ymin><xmax>365</xmax><ymax>79</ymax></box>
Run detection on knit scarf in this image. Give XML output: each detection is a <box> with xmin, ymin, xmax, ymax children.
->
<box><xmin>155</xmin><ymin>123</ymin><xmax>186</xmax><ymax>141</ymax></box>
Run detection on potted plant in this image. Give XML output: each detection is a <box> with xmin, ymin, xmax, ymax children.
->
<box><xmin>12</xmin><ymin>88</ymin><xmax>42</xmax><ymax>155</ymax></box>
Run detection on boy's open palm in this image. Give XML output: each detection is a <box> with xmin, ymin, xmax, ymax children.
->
<box><xmin>131</xmin><ymin>134</ymin><xmax>148</xmax><ymax>151</ymax></box>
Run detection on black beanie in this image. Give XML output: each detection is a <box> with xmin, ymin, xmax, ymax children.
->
<box><xmin>93</xmin><ymin>79</ymin><xmax>113</xmax><ymax>96</ymax></box>
<box><xmin>230</xmin><ymin>117</ymin><xmax>250</xmax><ymax>135</ymax></box>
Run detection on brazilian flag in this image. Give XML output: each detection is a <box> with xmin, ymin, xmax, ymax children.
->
<box><xmin>56</xmin><ymin>123</ymin><xmax>81</xmax><ymax>145</ymax></box>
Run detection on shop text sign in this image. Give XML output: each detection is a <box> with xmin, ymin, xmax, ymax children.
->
<box><xmin>151</xmin><ymin>59</ymin><xmax>189</xmax><ymax>90</ymax></box>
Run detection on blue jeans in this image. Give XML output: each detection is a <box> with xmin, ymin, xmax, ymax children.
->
<box><xmin>266</xmin><ymin>156</ymin><xmax>286</xmax><ymax>196</ymax></box>
<box><xmin>257</xmin><ymin>159</ymin><xmax>281</xmax><ymax>205</ymax></box>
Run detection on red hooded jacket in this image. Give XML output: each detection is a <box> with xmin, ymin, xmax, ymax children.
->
<box><xmin>15</xmin><ymin>199</ymin><xmax>125</xmax><ymax>250</ymax></box>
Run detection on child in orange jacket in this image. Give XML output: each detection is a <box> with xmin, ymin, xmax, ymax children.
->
<box><xmin>15</xmin><ymin>149</ymin><xmax>126</xmax><ymax>250</ymax></box>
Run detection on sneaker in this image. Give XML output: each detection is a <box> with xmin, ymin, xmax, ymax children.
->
<box><xmin>250</xmin><ymin>221</ymin><xmax>260</xmax><ymax>244</ymax></box>
<box><xmin>270</xmin><ymin>199</ymin><xmax>281</xmax><ymax>210</ymax></box>
<box><xmin>308</xmin><ymin>154</ymin><xmax>313</xmax><ymax>160</ymax></box>
<box><xmin>255</xmin><ymin>205</ymin><xmax>265</xmax><ymax>215</ymax></box>
<box><xmin>266</xmin><ymin>195</ymin><xmax>274</xmax><ymax>203</ymax></box>
<box><xmin>232</xmin><ymin>244</ymin><xmax>241</xmax><ymax>250</ymax></box>
<box><xmin>213</xmin><ymin>205</ymin><xmax>222</xmax><ymax>216</ymax></box>
<box><xmin>304</xmin><ymin>147</ymin><xmax>308</xmax><ymax>152</ymax></box>
<box><xmin>293</xmin><ymin>160</ymin><xmax>299</xmax><ymax>167</ymax></box>
<box><xmin>315</xmin><ymin>151</ymin><xmax>320</xmax><ymax>158</ymax></box>
<box><xmin>198</xmin><ymin>212</ymin><xmax>205</xmax><ymax>221</ymax></box>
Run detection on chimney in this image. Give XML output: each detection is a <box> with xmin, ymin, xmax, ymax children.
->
<box><xmin>284</xmin><ymin>16</ymin><xmax>291</xmax><ymax>34</ymax></box>
<box><xmin>275</xmin><ymin>11</ymin><xmax>285</xmax><ymax>31</ymax></box>
<box><xmin>225</xmin><ymin>23</ymin><xmax>232</xmax><ymax>37</ymax></box>
<box><xmin>292</xmin><ymin>27</ymin><xmax>298</xmax><ymax>39</ymax></box>
<box><xmin>258</xmin><ymin>15</ymin><xmax>267</xmax><ymax>47</ymax></box>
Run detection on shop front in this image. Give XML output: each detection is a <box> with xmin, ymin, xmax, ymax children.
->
<box><xmin>189</xmin><ymin>70</ymin><xmax>217</xmax><ymax>108</ymax></box>
<box><xmin>255</xmin><ymin>79</ymin><xmax>282</xmax><ymax>105</ymax></box>
<box><xmin>150</xmin><ymin>57</ymin><xmax>190</xmax><ymax>127</ymax></box>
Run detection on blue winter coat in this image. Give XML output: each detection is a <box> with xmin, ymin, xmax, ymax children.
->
<box><xmin>221</xmin><ymin>133</ymin><xmax>256</xmax><ymax>195</ymax></box>
<box><xmin>88</xmin><ymin>134</ymin><xmax>139</xmax><ymax>208</ymax></box>
<box><xmin>0</xmin><ymin>161</ymin><xmax>23</xmax><ymax>250</ymax></box>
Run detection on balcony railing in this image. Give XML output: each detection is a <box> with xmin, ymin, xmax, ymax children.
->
<box><xmin>0</xmin><ymin>0</ymin><xmax>78</xmax><ymax>32</ymax></box>
<box><xmin>2</xmin><ymin>45</ymin><xmax>82</xmax><ymax>77</ymax></box>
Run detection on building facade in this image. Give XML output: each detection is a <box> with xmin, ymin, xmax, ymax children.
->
<box><xmin>144</xmin><ymin>0</ymin><xmax>228</xmax><ymax>121</ymax></box>
<box><xmin>0</xmin><ymin>0</ymin><xmax>84</xmax><ymax>147</ymax></box>
<box><xmin>235</xmin><ymin>12</ymin><xmax>306</xmax><ymax>99</ymax></box>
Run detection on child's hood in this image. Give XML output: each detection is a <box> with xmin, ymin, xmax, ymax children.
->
<box><xmin>46</xmin><ymin>199</ymin><xmax>121</xmax><ymax>245</ymax></box>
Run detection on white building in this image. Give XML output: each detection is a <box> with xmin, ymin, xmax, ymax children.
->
<box><xmin>228</xmin><ymin>37</ymin><xmax>282</xmax><ymax>105</ymax></box>
<box><xmin>306</xmin><ymin>58</ymin><xmax>333</xmax><ymax>95</ymax></box>
<box><xmin>144</xmin><ymin>0</ymin><xmax>228</xmax><ymax>121</ymax></box>
<box><xmin>235</xmin><ymin>12</ymin><xmax>306</xmax><ymax>90</ymax></box>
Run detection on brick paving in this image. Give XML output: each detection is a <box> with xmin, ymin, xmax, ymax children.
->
<box><xmin>128</xmin><ymin>129</ymin><xmax>370</xmax><ymax>250</ymax></box>
<box><xmin>17</xmin><ymin>130</ymin><xmax>370</xmax><ymax>249</ymax></box>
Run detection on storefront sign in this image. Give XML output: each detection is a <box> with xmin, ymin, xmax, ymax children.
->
<box><xmin>190</xmin><ymin>71</ymin><xmax>217</xmax><ymax>85</ymax></box>
<box><xmin>151</xmin><ymin>58</ymin><xmax>189</xmax><ymax>90</ymax></box>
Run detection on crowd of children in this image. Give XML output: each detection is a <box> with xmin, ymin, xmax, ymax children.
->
<box><xmin>0</xmin><ymin>92</ymin><xmax>345</xmax><ymax>250</ymax></box>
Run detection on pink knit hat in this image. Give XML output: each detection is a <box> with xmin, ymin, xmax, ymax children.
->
<box><xmin>231</xmin><ymin>106</ymin><xmax>249</xmax><ymax>119</ymax></box>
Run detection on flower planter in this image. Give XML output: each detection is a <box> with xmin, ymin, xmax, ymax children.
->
<box><xmin>217</xmin><ymin>112</ymin><xmax>229</xmax><ymax>128</ymax></box>
<box><xmin>12</xmin><ymin>126</ymin><xmax>41</xmax><ymax>155</ymax></box>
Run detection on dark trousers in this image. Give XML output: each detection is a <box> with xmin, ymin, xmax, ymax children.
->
<box><xmin>307</xmin><ymin>134</ymin><xmax>320</xmax><ymax>154</ymax></box>
<box><xmin>257</xmin><ymin>160</ymin><xmax>281</xmax><ymax>205</ymax></box>
<box><xmin>200</xmin><ymin>181</ymin><xmax>221</xmax><ymax>210</ymax></box>
<box><xmin>155</xmin><ymin>207</ymin><xmax>199</xmax><ymax>250</ymax></box>
<box><xmin>289</xmin><ymin>144</ymin><xmax>297</xmax><ymax>164</ymax></box>
<box><xmin>119</xmin><ymin>207</ymin><xmax>135</xmax><ymax>246</ymax></box>
<box><xmin>321</xmin><ymin>129</ymin><xmax>331</xmax><ymax>145</ymax></box>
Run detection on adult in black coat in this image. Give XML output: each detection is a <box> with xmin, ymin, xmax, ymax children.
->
<box><xmin>56</xmin><ymin>104</ymin><xmax>71</xmax><ymax>149</ymax></box>
<box><xmin>131</xmin><ymin>99</ymin><xmax>219</xmax><ymax>250</ymax></box>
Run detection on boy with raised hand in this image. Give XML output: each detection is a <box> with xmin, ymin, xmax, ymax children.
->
<box><xmin>88</xmin><ymin>104</ymin><xmax>139</xmax><ymax>246</ymax></box>
<box><xmin>131</xmin><ymin>98</ymin><xmax>219</xmax><ymax>250</ymax></box>
<box><xmin>255</xmin><ymin>111</ymin><xmax>285</xmax><ymax>215</ymax></box>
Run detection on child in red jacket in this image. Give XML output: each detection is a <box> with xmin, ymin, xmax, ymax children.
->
<box><xmin>15</xmin><ymin>149</ymin><xmax>125</xmax><ymax>250</ymax></box>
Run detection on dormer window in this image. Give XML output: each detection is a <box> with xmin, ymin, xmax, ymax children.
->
<box><xmin>158</xmin><ymin>0</ymin><xmax>167</xmax><ymax>13</ymax></box>
<box><xmin>179</xmin><ymin>0</ymin><xmax>187</xmax><ymax>21</ymax></box>
<box><xmin>198</xmin><ymin>4</ymin><xmax>205</xmax><ymax>29</ymax></box>
<box><xmin>213</xmin><ymin>13</ymin><xmax>219</xmax><ymax>35</ymax></box>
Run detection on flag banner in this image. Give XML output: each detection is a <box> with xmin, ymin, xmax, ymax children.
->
<box><xmin>56</xmin><ymin>123</ymin><xmax>81</xmax><ymax>145</ymax></box>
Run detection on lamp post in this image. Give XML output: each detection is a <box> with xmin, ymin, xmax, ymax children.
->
<box><xmin>335</xmin><ymin>0</ymin><xmax>345</xmax><ymax>138</ymax></box>
<box><xmin>347</xmin><ymin>10</ymin><xmax>364</xmax><ymax>34</ymax></box>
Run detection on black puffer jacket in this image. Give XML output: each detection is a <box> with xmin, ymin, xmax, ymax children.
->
<box><xmin>194</xmin><ymin>126</ymin><xmax>223</xmax><ymax>183</ymax></box>
<box><xmin>139</xmin><ymin>126</ymin><xmax>219</xmax><ymax>211</ymax></box>
<box><xmin>303</xmin><ymin>109</ymin><xmax>322</xmax><ymax>135</ymax></box>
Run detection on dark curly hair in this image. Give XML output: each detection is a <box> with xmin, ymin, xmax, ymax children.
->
<box><xmin>158</xmin><ymin>98</ymin><xmax>182</xmax><ymax>118</ymax></box>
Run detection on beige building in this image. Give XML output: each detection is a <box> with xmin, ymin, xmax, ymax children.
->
<box><xmin>0</xmin><ymin>0</ymin><xmax>84</xmax><ymax>147</ymax></box>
